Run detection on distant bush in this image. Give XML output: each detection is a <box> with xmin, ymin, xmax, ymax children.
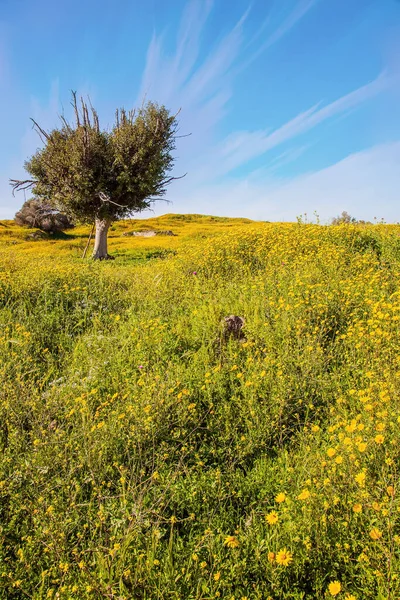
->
<box><xmin>331</xmin><ymin>211</ymin><xmax>356</xmax><ymax>225</ymax></box>
<box><xmin>331</xmin><ymin>211</ymin><xmax>371</xmax><ymax>226</ymax></box>
<box><xmin>15</xmin><ymin>198</ymin><xmax>74</xmax><ymax>232</ymax></box>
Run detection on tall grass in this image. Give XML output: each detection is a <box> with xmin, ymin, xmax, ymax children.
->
<box><xmin>0</xmin><ymin>216</ymin><xmax>399</xmax><ymax>599</ymax></box>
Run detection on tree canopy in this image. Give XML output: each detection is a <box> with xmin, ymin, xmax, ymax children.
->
<box><xmin>11</xmin><ymin>93</ymin><xmax>182</xmax><ymax>258</ymax></box>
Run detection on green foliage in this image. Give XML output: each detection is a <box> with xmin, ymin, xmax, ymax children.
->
<box><xmin>0</xmin><ymin>220</ymin><xmax>399</xmax><ymax>599</ymax></box>
<box><xmin>18</xmin><ymin>94</ymin><xmax>178</xmax><ymax>223</ymax></box>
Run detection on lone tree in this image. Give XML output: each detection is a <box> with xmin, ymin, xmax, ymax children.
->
<box><xmin>11</xmin><ymin>93</ymin><xmax>182</xmax><ymax>259</ymax></box>
<box><xmin>15</xmin><ymin>198</ymin><xmax>74</xmax><ymax>232</ymax></box>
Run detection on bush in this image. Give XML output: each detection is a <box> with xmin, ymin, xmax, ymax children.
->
<box><xmin>14</xmin><ymin>198</ymin><xmax>74</xmax><ymax>232</ymax></box>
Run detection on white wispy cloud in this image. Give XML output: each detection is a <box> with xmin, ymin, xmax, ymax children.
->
<box><xmin>136</xmin><ymin>0</ymin><xmax>319</xmax><ymax>178</ymax></box>
<box><xmin>137</xmin><ymin>0</ymin><xmax>248</xmax><ymax>149</ymax></box>
<box><xmin>166</xmin><ymin>141</ymin><xmax>400</xmax><ymax>223</ymax></box>
<box><xmin>136</xmin><ymin>0</ymin><xmax>393</xmax><ymax>199</ymax></box>
<box><xmin>208</xmin><ymin>69</ymin><xmax>391</xmax><ymax>178</ymax></box>
<box><xmin>244</xmin><ymin>0</ymin><xmax>319</xmax><ymax>67</ymax></box>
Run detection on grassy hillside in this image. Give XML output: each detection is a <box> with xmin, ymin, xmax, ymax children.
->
<box><xmin>0</xmin><ymin>215</ymin><xmax>399</xmax><ymax>599</ymax></box>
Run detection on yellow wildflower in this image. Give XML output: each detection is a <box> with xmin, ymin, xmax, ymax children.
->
<box><xmin>275</xmin><ymin>548</ymin><xmax>293</xmax><ymax>566</ymax></box>
<box><xmin>355</xmin><ymin>472</ymin><xmax>366</xmax><ymax>486</ymax></box>
<box><xmin>328</xmin><ymin>581</ymin><xmax>341</xmax><ymax>596</ymax></box>
<box><xmin>297</xmin><ymin>489</ymin><xmax>310</xmax><ymax>500</ymax></box>
<box><xmin>224</xmin><ymin>535</ymin><xmax>240</xmax><ymax>548</ymax></box>
<box><xmin>370</xmin><ymin>528</ymin><xmax>382</xmax><ymax>540</ymax></box>
<box><xmin>265</xmin><ymin>511</ymin><xmax>279</xmax><ymax>525</ymax></box>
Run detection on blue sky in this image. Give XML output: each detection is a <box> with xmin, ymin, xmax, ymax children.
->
<box><xmin>0</xmin><ymin>0</ymin><xmax>399</xmax><ymax>222</ymax></box>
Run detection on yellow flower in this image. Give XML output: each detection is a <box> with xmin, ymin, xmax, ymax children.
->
<box><xmin>214</xmin><ymin>571</ymin><xmax>221</xmax><ymax>581</ymax></box>
<box><xmin>374</xmin><ymin>434</ymin><xmax>384</xmax><ymax>444</ymax></box>
<box><xmin>376</xmin><ymin>422</ymin><xmax>385</xmax><ymax>431</ymax></box>
<box><xmin>297</xmin><ymin>489</ymin><xmax>310</xmax><ymax>501</ymax></box>
<box><xmin>345</xmin><ymin>595</ymin><xmax>357</xmax><ymax>600</ymax></box>
<box><xmin>275</xmin><ymin>548</ymin><xmax>293</xmax><ymax>566</ymax></box>
<box><xmin>372</xmin><ymin>501</ymin><xmax>381</xmax><ymax>511</ymax></box>
<box><xmin>275</xmin><ymin>492</ymin><xmax>286</xmax><ymax>503</ymax></box>
<box><xmin>328</xmin><ymin>581</ymin><xmax>341</xmax><ymax>596</ymax></box>
<box><xmin>387</xmin><ymin>485</ymin><xmax>395</xmax><ymax>497</ymax></box>
<box><xmin>335</xmin><ymin>456</ymin><xmax>343</xmax><ymax>464</ymax></box>
<box><xmin>224</xmin><ymin>535</ymin><xmax>240</xmax><ymax>548</ymax></box>
<box><xmin>265</xmin><ymin>511</ymin><xmax>279</xmax><ymax>525</ymax></box>
<box><xmin>353</xmin><ymin>503</ymin><xmax>362</xmax><ymax>513</ymax></box>
<box><xmin>357</xmin><ymin>442</ymin><xmax>367</xmax><ymax>452</ymax></box>
<box><xmin>355</xmin><ymin>472</ymin><xmax>366</xmax><ymax>486</ymax></box>
<box><xmin>327</xmin><ymin>448</ymin><xmax>336</xmax><ymax>457</ymax></box>
<box><xmin>370</xmin><ymin>528</ymin><xmax>382</xmax><ymax>540</ymax></box>
<box><xmin>267</xmin><ymin>551</ymin><xmax>275</xmax><ymax>563</ymax></box>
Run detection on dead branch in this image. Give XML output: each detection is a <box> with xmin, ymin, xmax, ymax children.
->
<box><xmin>173</xmin><ymin>107</ymin><xmax>182</xmax><ymax>119</ymax></box>
<box><xmin>9</xmin><ymin>179</ymin><xmax>36</xmax><ymax>196</ymax></box>
<box><xmin>30</xmin><ymin>118</ymin><xmax>50</xmax><ymax>144</ymax></box>
<box><xmin>71</xmin><ymin>91</ymin><xmax>80</xmax><ymax>127</ymax></box>
<box><xmin>88</xmin><ymin>98</ymin><xmax>100</xmax><ymax>132</ymax></box>
<box><xmin>59</xmin><ymin>114</ymin><xmax>72</xmax><ymax>134</ymax></box>
<box><xmin>82</xmin><ymin>221</ymin><xmax>95</xmax><ymax>258</ymax></box>
<box><xmin>157</xmin><ymin>173</ymin><xmax>187</xmax><ymax>188</ymax></box>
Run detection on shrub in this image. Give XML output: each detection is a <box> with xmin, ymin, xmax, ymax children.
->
<box><xmin>15</xmin><ymin>198</ymin><xmax>74</xmax><ymax>232</ymax></box>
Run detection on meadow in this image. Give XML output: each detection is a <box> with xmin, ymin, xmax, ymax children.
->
<box><xmin>0</xmin><ymin>214</ymin><xmax>399</xmax><ymax>599</ymax></box>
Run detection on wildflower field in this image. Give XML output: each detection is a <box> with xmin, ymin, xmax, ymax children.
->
<box><xmin>0</xmin><ymin>214</ymin><xmax>399</xmax><ymax>599</ymax></box>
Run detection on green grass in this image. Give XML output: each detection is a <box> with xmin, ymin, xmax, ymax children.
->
<box><xmin>0</xmin><ymin>217</ymin><xmax>399</xmax><ymax>599</ymax></box>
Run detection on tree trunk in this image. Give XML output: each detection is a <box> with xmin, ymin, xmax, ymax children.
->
<box><xmin>92</xmin><ymin>218</ymin><xmax>114</xmax><ymax>260</ymax></box>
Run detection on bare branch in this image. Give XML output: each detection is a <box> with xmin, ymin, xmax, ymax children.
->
<box><xmin>81</xmin><ymin>97</ymin><xmax>88</xmax><ymax>128</ymax></box>
<box><xmin>9</xmin><ymin>179</ymin><xmax>36</xmax><ymax>196</ymax></box>
<box><xmin>88</xmin><ymin>98</ymin><xmax>99</xmax><ymax>132</ymax></box>
<box><xmin>157</xmin><ymin>173</ymin><xmax>187</xmax><ymax>188</ymax></box>
<box><xmin>71</xmin><ymin>91</ymin><xmax>80</xmax><ymax>127</ymax></box>
<box><xmin>148</xmin><ymin>197</ymin><xmax>172</xmax><ymax>205</ymax></box>
<box><xmin>30</xmin><ymin>118</ymin><xmax>50</xmax><ymax>144</ymax></box>
<box><xmin>59</xmin><ymin>114</ymin><xmax>72</xmax><ymax>133</ymax></box>
<box><xmin>140</xmin><ymin>93</ymin><xmax>148</xmax><ymax>110</ymax></box>
<box><xmin>98</xmin><ymin>191</ymin><xmax>128</xmax><ymax>209</ymax></box>
<box><xmin>172</xmin><ymin>107</ymin><xmax>182</xmax><ymax>119</ymax></box>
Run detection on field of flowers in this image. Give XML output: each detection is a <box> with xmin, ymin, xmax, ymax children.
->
<box><xmin>0</xmin><ymin>214</ymin><xmax>399</xmax><ymax>599</ymax></box>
